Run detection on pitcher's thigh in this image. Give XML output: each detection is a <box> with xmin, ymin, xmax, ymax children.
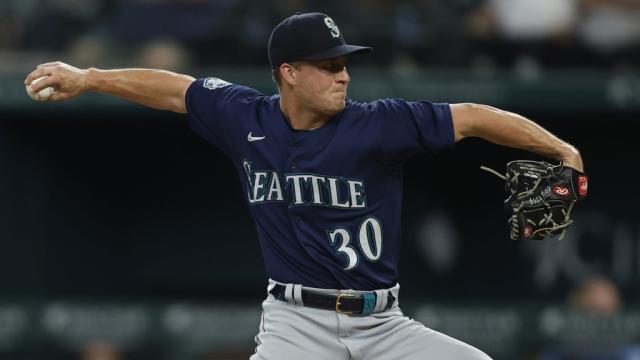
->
<box><xmin>362</xmin><ymin>316</ymin><xmax>492</xmax><ymax>360</ymax></box>
<box><xmin>250</xmin><ymin>300</ymin><xmax>350</xmax><ymax>360</ymax></box>
<box><xmin>406</xmin><ymin>326</ymin><xmax>492</xmax><ymax>360</ymax></box>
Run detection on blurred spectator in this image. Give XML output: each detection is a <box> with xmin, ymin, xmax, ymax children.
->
<box><xmin>489</xmin><ymin>0</ymin><xmax>578</xmax><ymax>41</ymax></box>
<box><xmin>466</xmin><ymin>0</ymin><xmax>591</xmax><ymax>68</ymax></box>
<box><xmin>536</xmin><ymin>276</ymin><xmax>639</xmax><ymax>359</ymax></box>
<box><xmin>388</xmin><ymin>0</ymin><xmax>478</xmax><ymax>69</ymax></box>
<box><xmin>81</xmin><ymin>340</ymin><xmax>122</xmax><ymax>360</ymax></box>
<box><xmin>20</xmin><ymin>0</ymin><xmax>106</xmax><ymax>52</ymax></box>
<box><xmin>136</xmin><ymin>38</ymin><xmax>191</xmax><ymax>71</ymax></box>
<box><xmin>577</xmin><ymin>0</ymin><xmax>640</xmax><ymax>66</ymax></box>
<box><xmin>108</xmin><ymin>0</ymin><xmax>240</xmax><ymax>65</ymax></box>
<box><xmin>65</xmin><ymin>33</ymin><xmax>116</xmax><ymax>68</ymax></box>
<box><xmin>87</xmin><ymin>0</ymin><xmax>243</xmax><ymax>68</ymax></box>
<box><xmin>2</xmin><ymin>0</ymin><xmax>639</xmax><ymax>70</ymax></box>
<box><xmin>567</xmin><ymin>275</ymin><xmax>621</xmax><ymax>316</ymax></box>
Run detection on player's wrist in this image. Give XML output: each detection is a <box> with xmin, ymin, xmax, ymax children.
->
<box><xmin>559</xmin><ymin>145</ymin><xmax>583</xmax><ymax>172</ymax></box>
<box><xmin>84</xmin><ymin>67</ymin><xmax>102</xmax><ymax>93</ymax></box>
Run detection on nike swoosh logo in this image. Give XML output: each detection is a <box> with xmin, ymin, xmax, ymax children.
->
<box><xmin>247</xmin><ymin>132</ymin><xmax>266</xmax><ymax>142</ymax></box>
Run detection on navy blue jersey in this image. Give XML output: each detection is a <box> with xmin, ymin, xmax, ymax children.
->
<box><xmin>185</xmin><ymin>77</ymin><xmax>454</xmax><ymax>290</ymax></box>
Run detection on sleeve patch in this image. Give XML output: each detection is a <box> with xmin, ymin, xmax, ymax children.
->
<box><xmin>203</xmin><ymin>77</ymin><xmax>231</xmax><ymax>90</ymax></box>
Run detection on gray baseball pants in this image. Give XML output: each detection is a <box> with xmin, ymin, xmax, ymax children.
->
<box><xmin>250</xmin><ymin>280</ymin><xmax>492</xmax><ymax>360</ymax></box>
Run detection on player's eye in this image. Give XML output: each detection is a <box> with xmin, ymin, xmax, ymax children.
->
<box><xmin>322</xmin><ymin>62</ymin><xmax>347</xmax><ymax>73</ymax></box>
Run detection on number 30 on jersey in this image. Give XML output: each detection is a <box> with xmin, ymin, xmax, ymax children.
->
<box><xmin>328</xmin><ymin>217</ymin><xmax>383</xmax><ymax>270</ymax></box>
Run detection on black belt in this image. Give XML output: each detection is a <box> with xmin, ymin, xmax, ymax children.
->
<box><xmin>269</xmin><ymin>284</ymin><xmax>395</xmax><ymax>315</ymax></box>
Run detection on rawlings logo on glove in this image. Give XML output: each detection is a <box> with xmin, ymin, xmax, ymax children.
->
<box><xmin>482</xmin><ymin>160</ymin><xmax>588</xmax><ymax>241</ymax></box>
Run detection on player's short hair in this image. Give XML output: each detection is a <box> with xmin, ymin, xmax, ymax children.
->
<box><xmin>271</xmin><ymin>63</ymin><xmax>300</xmax><ymax>91</ymax></box>
<box><xmin>272</xmin><ymin>67</ymin><xmax>282</xmax><ymax>88</ymax></box>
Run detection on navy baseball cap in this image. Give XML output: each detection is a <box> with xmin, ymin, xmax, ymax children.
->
<box><xmin>268</xmin><ymin>12</ymin><xmax>372</xmax><ymax>69</ymax></box>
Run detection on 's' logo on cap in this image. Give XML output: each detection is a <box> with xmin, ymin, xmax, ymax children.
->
<box><xmin>324</xmin><ymin>17</ymin><xmax>340</xmax><ymax>38</ymax></box>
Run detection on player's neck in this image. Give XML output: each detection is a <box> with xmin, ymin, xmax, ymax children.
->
<box><xmin>279</xmin><ymin>95</ymin><xmax>331</xmax><ymax>131</ymax></box>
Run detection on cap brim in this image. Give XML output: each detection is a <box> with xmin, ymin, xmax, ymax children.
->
<box><xmin>301</xmin><ymin>44</ymin><xmax>372</xmax><ymax>61</ymax></box>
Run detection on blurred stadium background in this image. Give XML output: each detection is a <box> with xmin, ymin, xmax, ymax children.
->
<box><xmin>1</xmin><ymin>0</ymin><xmax>639</xmax><ymax>359</ymax></box>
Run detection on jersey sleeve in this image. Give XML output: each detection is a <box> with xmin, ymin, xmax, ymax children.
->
<box><xmin>374</xmin><ymin>98</ymin><xmax>454</xmax><ymax>166</ymax></box>
<box><xmin>185</xmin><ymin>77</ymin><xmax>263</xmax><ymax>156</ymax></box>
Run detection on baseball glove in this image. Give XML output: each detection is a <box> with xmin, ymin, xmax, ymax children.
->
<box><xmin>481</xmin><ymin>160</ymin><xmax>588</xmax><ymax>241</ymax></box>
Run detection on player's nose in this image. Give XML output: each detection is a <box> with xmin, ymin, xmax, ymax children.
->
<box><xmin>336</xmin><ymin>67</ymin><xmax>350</xmax><ymax>85</ymax></box>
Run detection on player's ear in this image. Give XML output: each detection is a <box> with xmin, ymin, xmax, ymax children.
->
<box><xmin>280</xmin><ymin>63</ymin><xmax>298</xmax><ymax>86</ymax></box>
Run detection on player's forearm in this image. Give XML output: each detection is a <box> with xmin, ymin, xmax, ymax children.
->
<box><xmin>85</xmin><ymin>68</ymin><xmax>195</xmax><ymax>113</ymax></box>
<box><xmin>452</xmin><ymin>103</ymin><xmax>583</xmax><ymax>171</ymax></box>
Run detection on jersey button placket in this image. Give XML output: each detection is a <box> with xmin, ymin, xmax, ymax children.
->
<box><xmin>289</xmin><ymin>137</ymin><xmax>300</xmax><ymax>171</ymax></box>
<box><xmin>288</xmin><ymin>136</ymin><xmax>302</xmax><ymax>226</ymax></box>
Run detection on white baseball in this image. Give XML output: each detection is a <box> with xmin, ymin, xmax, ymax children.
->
<box><xmin>26</xmin><ymin>76</ymin><xmax>55</xmax><ymax>101</ymax></box>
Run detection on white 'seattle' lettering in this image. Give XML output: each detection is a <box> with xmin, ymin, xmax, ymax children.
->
<box><xmin>244</xmin><ymin>165</ymin><xmax>367</xmax><ymax>209</ymax></box>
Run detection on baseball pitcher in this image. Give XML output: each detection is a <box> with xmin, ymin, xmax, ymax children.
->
<box><xmin>25</xmin><ymin>12</ymin><xmax>586</xmax><ymax>360</ymax></box>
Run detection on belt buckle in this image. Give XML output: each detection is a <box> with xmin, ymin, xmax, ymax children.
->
<box><xmin>336</xmin><ymin>293</ymin><xmax>357</xmax><ymax>314</ymax></box>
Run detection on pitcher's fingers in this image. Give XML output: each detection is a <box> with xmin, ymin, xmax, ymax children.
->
<box><xmin>25</xmin><ymin>68</ymin><xmax>52</xmax><ymax>85</ymax></box>
<box><xmin>30</xmin><ymin>74</ymin><xmax>58</xmax><ymax>93</ymax></box>
<box><xmin>37</xmin><ymin>61</ymin><xmax>62</xmax><ymax>69</ymax></box>
<box><xmin>49</xmin><ymin>91</ymin><xmax>69</xmax><ymax>102</ymax></box>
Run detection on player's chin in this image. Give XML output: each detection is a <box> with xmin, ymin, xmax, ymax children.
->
<box><xmin>326</xmin><ymin>101</ymin><xmax>345</xmax><ymax>114</ymax></box>
<box><xmin>329</xmin><ymin>93</ymin><xmax>347</xmax><ymax>110</ymax></box>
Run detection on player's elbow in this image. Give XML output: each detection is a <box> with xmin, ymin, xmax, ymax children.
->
<box><xmin>167</xmin><ymin>79</ymin><xmax>194</xmax><ymax>113</ymax></box>
<box><xmin>169</xmin><ymin>96</ymin><xmax>188</xmax><ymax>114</ymax></box>
<box><xmin>164</xmin><ymin>74</ymin><xmax>194</xmax><ymax>113</ymax></box>
<box><xmin>450</xmin><ymin>103</ymin><xmax>482</xmax><ymax>142</ymax></box>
